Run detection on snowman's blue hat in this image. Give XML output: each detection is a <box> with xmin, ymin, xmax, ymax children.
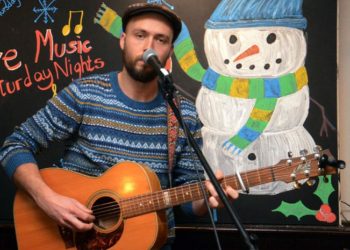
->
<box><xmin>205</xmin><ymin>0</ymin><xmax>307</xmax><ymax>30</ymax></box>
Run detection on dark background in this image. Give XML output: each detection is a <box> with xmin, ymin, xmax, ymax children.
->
<box><xmin>0</xmin><ymin>0</ymin><xmax>338</xmax><ymax>229</ymax></box>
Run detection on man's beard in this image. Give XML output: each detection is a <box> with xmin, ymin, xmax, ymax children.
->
<box><xmin>122</xmin><ymin>48</ymin><xmax>159</xmax><ymax>83</ymax></box>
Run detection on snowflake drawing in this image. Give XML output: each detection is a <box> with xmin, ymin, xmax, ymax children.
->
<box><xmin>147</xmin><ymin>0</ymin><xmax>174</xmax><ymax>10</ymax></box>
<box><xmin>33</xmin><ymin>0</ymin><xmax>58</xmax><ymax>24</ymax></box>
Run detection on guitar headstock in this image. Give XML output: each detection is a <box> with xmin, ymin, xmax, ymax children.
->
<box><xmin>274</xmin><ymin>147</ymin><xmax>346</xmax><ymax>188</ymax></box>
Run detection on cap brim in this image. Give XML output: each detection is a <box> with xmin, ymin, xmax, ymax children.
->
<box><xmin>122</xmin><ymin>3</ymin><xmax>182</xmax><ymax>42</ymax></box>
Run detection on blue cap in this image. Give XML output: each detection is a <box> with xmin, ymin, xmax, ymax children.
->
<box><xmin>205</xmin><ymin>0</ymin><xmax>307</xmax><ymax>30</ymax></box>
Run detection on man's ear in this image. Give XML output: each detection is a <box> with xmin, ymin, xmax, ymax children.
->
<box><xmin>168</xmin><ymin>46</ymin><xmax>174</xmax><ymax>59</ymax></box>
<box><xmin>120</xmin><ymin>32</ymin><xmax>126</xmax><ymax>50</ymax></box>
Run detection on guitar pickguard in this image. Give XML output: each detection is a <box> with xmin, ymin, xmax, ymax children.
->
<box><xmin>75</xmin><ymin>222</ymin><xmax>124</xmax><ymax>250</ymax></box>
<box><xmin>58</xmin><ymin>222</ymin><xmax>124</xmax><ymax>250</ymax></box>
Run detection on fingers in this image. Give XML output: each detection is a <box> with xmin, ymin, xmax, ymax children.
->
<box><xmin>67</xmin><ymin>200</ymin><xmax>95</xmax><ymax>231</ymax></box>
<box><xmin>205</xmin><ymin>169</ymin><xmax>239</xmax><ymax>209</ymax></box>
<box><xmin>49</xmin><ymin>196</ymin><xmax>95</xmax><ymax>232</ymax></box>
<box><xmin>65</xmin><ymin>215</ymin><xmax>94</xmax><ymax>232</ymax></box>
<box><xmin>74</xmin><ymin>200</ymin><xmax>95</xmax><ymax>222</ymax></box>
<box><xmin>226</xmin><ymin>186</ymin><xmax>239</xmax><ymax>200</ymax></box>
<box><xmin>214</xmin><ymin>169</ymin><xmax>224</xmax><ymax>180</ymax></box>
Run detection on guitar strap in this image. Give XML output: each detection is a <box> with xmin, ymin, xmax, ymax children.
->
<box><xmin>167</xmin><ymin>96</ymin><xmax>180</xmax><ymax>188</ymax></box>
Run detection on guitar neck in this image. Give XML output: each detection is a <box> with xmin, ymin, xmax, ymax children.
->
<box><xmin>120</xmin><ymin>167</ymin><xmax>277</xmax><ymax>218</ymax></box>
<box><xmin>120</xmin><ymin>148</ymin><xmax>335</xmax><ymax>218</ymax></box>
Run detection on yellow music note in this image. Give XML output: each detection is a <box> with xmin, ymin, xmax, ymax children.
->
<box><xmin>51</xmin><ymin>83</ymin><xmax>57</xmax><ymax>97</ymax></box>
<box><xmin>62</xmin><ymin>10</ymin><xmax>84</xmax><ymax>36</ymax></box>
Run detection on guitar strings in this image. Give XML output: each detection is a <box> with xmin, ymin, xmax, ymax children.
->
<box><xmin>90</xmin><ymin>158</ymin><xmax>320</xmax><ymax>218</ymax></box>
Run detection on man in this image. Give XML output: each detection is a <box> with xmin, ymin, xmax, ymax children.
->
<box><xmin>0</xmin><ymin>3</ymin><xmax>238</xmax><ymax>249</ymax></box>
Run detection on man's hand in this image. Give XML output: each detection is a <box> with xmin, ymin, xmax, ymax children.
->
<box><xmin>14</xmin><ymin>163</ymin><xmax>95</xmax><ymax>232</ymax></box>
<box><xmin>35</xmin><ymin>190</ymin><xmax>95</xmax><ymax>232</ymax></box>
<box><xmin>205</xmin><ymin>169</ymin><xmax>239</xmax><ymax>208</ymax></box>
<box><xmin>192</xmin><ymin>169</ymin><xmax>239</xmax><ymax>216</ymax></box>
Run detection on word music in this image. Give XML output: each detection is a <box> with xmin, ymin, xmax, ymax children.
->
<box><xmin>0</xmin><ymin>29</ymin><xmax>105</xmax><ymax>97</ymax></box>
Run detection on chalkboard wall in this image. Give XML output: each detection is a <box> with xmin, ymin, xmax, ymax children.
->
<box><xmin>0</xmin><ymin>0</ymin><xmax>338</xmax><ymax>226</ymax></box>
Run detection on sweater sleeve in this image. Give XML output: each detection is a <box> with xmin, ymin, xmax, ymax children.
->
<box><xmin>0</xmin><ymin>81</ymin><xmax>84</xmax><ymax>178</ymax></box>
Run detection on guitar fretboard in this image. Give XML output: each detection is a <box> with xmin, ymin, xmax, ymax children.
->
<box><xmin>120</xmin><ymin>166</ymin><xmax>280</xmax><ymax>218</ymax></box>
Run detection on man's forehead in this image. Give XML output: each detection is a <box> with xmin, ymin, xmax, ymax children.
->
<box><xmin>126</xmin><ymin>13</ymin><xmax>172</xmax><ymax>29</ymax></box>
<box><xmin>125</xmin><ymin>13</ymin><xmax>174</xmax><ymax>36</ymax></box>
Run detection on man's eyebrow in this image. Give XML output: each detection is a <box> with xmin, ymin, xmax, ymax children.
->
<box><xmin>131</xmin><ymin>28</ymin><xmax>171</xmax><ymax>39</ymax></box>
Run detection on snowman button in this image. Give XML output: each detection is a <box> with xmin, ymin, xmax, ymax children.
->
<box><xmin>248</xmin><ymin>153</ymin><xmax>256</xmax><ymax>161</ymax></box>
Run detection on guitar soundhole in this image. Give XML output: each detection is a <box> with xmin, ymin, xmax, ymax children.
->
<box><xmin>91</xmin><ymin>196</ymin><xmax>121</xmax><ymax>232</ymax></box>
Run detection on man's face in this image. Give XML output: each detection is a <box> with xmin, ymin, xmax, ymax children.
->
<box><xmin>120</xmin><ymin>13</ymin><xmax>174</xmax><ymax>83</ymax></box>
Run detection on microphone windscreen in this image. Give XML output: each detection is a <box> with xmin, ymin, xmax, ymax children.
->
<box><xmin>142</xmin><ymin>48</ymin><xmax>157</xmax><ymax>63</ymax></box>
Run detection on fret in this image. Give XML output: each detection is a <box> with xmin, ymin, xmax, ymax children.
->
<box><xmin>182</xmin><ymin>185</ymin><xmax>186</xmax><ymax>201</ymax></box>
<box><xmin>155</xmin><ymin>191</ymin><xmax>161</xmax><ymax>210</ymax></box>
<box><xmin>174</xmin><ymin>188</ymin><xmax>178</xmax><ymax>202</ymax></box>
<box><xmin>243</xmin><ymin>172</ymin><xmax>250</xmax><ymax>190</ymax></box>
<box><xmin>163</xmin><ymin>191</ymin><xmax>171</xmax><ymax>207</ymax></box>
<box><xmin>183</xmin><ymin>184</ymin><xmax>192</xmax><ymax>201</ymax></box>
<box><xmin>232</xmin><ymin>175</ymin><xmax>239</xmax><ymax>190</ymax></box>
<box><xmin>270</xmin><ymin>166</ymin><xmax>276</xmax><ymax>182</ymax></box>
<box><xmin>187</xmin><ymin>185</ymin><xmax>193</xmax><ymax>199</ymax></box>
<box><xmin>222</xmin><ymin>178</ymin><xmax>227</xmax><ymax>190</ymax></box>
<box><xmin>197</xmin><ymin>183</ymin><xmax>202</xmax><ymax>199</ymax></box>
<box><xmin>257</xmin><ymin>168</ymin><xmax>262</xmax><ymax>186</ymax></box>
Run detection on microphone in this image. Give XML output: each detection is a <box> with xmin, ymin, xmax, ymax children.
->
<box><xmin>142</xmin><ymin>48</ymin><xmax>170</xmax><ymax>79</ymax></box>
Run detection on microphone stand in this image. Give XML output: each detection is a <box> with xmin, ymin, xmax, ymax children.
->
<box><xmin>158</xmin><ymin>74</ymin><xmax>258</xmax><ymax>250</ymax></box>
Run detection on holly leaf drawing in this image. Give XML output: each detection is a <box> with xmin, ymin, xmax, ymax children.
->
<box><xmin>272</xmin><ymin>200</ymin><xmax>315</xmax><ymax>220</ymax></box>
<box><xmin>313</xmin><ymin>176</ymin><xmax>335</xmax><ymax>204</ymax></box>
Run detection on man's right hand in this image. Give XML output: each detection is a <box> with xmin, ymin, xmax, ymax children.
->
<box><xmin>14</xmin><ymin>163</ymin><xmax>95</xmax><ymax>232</ymax></box>
<box><xmin>35</xmin><ymin>189</ymin><xmax>95</xmax><ymax>232</ymax></box>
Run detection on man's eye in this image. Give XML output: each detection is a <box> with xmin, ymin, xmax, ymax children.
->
<box><xmin>136</xmin><ymin>33</ymin><xmax>145</xmax><ymax>39</ymax></box>
<box><xmin>156</xmin><ymin>37</ymin><xmax>168</xmax><ymax>44</ymax></box>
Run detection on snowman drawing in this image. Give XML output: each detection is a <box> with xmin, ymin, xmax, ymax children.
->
<box><xmin>95</xmin><ymin>0</ymin><xmax>319</xmax><ymax>194</ymax></box>
<box><xmin>193</xmin><ymin>0</ymin><xmax>316</xmax><ymax>194</ymax></box>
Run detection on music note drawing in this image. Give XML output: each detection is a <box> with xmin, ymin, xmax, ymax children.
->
<box><xmin>62</xmin><ymin>10</ymin><xmax>84</xmax><ymax>36</ymax></box>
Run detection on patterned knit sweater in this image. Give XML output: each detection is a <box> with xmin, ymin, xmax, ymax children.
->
<box><xmin>0</xmin><ymin>71</ymin><xmax>204</xmax><ymax>240</ymax></box>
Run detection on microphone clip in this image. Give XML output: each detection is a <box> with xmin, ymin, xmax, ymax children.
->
<box><xmin>158</xmin><ymin>73</ymin><xmax>176</xmax><ymax>101</ymax></box>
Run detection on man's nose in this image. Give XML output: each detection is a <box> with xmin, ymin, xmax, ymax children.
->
<box><xmin>143</xmin><ymin>37</ymin><xmax>155</xmax><ymax>52</ymax></box>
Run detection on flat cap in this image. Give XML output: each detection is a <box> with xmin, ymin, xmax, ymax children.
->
<box><xmin>122</xmin><ymin>3</ymin><xmax>182</xmax><ymax>42</ymax></box>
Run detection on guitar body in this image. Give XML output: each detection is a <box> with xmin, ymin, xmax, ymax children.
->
<box><xmin>14</xmin><ymin>162</ymin><xmax>168</xmax><ymax>250</ymax></box>
<box><xmin>13</xmin><ymin>149</ymin><xmax>338</xmax><ymax>249</ymax></box>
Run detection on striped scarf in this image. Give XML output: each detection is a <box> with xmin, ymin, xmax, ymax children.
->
<box><xmin>202</xmin><ymin>66</ymin><xmax>308</xmax><ymax>153</ymax></box>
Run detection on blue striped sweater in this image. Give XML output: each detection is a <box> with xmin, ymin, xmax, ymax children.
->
<box><xmin>0</xmin><ymin>71</ymin><xmax>204</xmax><ymax>239</ymax></box>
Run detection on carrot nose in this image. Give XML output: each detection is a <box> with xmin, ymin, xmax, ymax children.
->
<box><xmin>234</xmin><ymin>45</ymin><xmax>260</xmax><ymax>62</ymax></box>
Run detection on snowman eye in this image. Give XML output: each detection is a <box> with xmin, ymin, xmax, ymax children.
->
<box><xmin>266</xmin><ymin>33</ymin><xmax>277</xmax><ymax>44</ymax></box>
<box><xmin>229</xmin><ymin>35</ymin><xmax>238</xmax><ymax>44</ymax></box>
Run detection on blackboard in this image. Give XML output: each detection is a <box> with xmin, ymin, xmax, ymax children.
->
<box><xmin>1</xmin><ymin>0</ymin><xmax>338</xmax><ymax>227</ymax></box>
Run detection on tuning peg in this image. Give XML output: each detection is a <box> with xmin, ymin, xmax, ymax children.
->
<box><xmin>323</xmin><ymin>176</ymin><xmax>329</xmax><ymax>183</ymax></box>
<box><xmin>306</xmin><ymin>179</ymin><xmax>316</xmax><ymax>186</ymax></box>
<box><xmin>319</xmin><ymin>154</ymin><xmax>347</xmax><ymax>170</ymax></box>
<box><xmin>294</xmin><ymin>181</ymin><xmax>302</xmax><ymax>189</ymax></box>
<box><xmin>299</xmin><ymin>149</ymin><xmax>308</xmax><ymax>162</ymax></box>
<box><xmin>300</xmin><ymin>149</ymin><xmax>308</xmax><ymax>155</ymax></box>
<box><xmin>313</xmin><ymin>145</ymin><xmax>322</xmax><ymax>152</ymax></box>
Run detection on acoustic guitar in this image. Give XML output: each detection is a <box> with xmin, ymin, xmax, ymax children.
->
<box><xmin>13</xmin><ymin>149</ymin><xmax>341</xmax><ymax>250</ymax></box>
